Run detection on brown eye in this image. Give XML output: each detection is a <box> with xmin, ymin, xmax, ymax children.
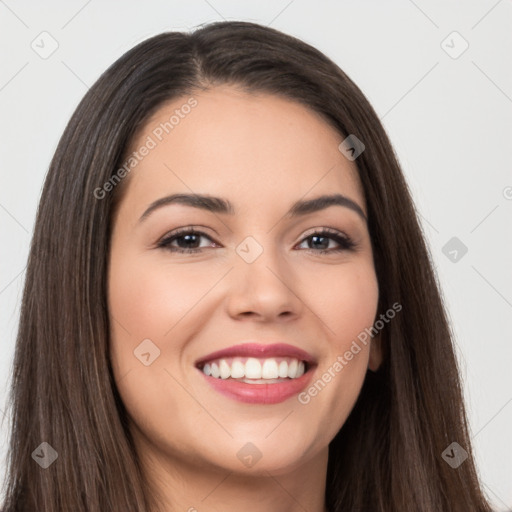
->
<box><xmin>157</xmin><ymin>229</ymin><xmax>216</xmax><ymax>253</ymax></box>
<box><xmin>157</xmin><ymin>227</ymin><xmax>356</xmax><ymax>255</ymax></box>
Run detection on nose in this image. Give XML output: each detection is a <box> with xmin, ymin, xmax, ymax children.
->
<box><xmin>224</xmin><ymin>241</ymin><xmax>304</xmax><ymax>323</ymax></box>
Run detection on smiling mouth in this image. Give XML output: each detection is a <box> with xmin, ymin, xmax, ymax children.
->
<box><xmin>196</xmin><ymin>356</ymin><xmax>312</xmax><ymax>383</ymax></box>
<box><xmin>196</xmin><ymin>355</ymin><xmax>316</xmax><ymax>404</ymax></box>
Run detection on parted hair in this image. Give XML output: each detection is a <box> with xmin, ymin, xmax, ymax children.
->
<box><xmin>1</xmin><ymin>21</ymin><xmax>491</xmax><ymax>512</ymax></box>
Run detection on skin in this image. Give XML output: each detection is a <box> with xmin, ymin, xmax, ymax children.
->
<box><xmin>108</xmin><ymin>85</ymin><xmax>382</xmax><ymax>512</ymax></box>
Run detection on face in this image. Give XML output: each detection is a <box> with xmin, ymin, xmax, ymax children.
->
<box><xmin>108</xmin><ymin>85</ymin><xmax>382</xmax><ymax>478</ymax></box>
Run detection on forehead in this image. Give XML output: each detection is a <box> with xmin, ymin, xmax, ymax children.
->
<box><xmin>120</xmin><ymin>85</ymin><xmax>366</xmax><ymax>217</ymax></box>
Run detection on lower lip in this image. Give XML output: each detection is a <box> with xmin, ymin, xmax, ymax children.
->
<box><xmin>198</xmin><ymin>367</ymin><xmax>315</xmax><ymax>404</ymax></box>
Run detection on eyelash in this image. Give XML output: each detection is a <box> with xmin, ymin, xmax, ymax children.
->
<box><xmin>156</xmin><ymin>227</ymin><xmax>357</xmax><ymax>255</ymax></box>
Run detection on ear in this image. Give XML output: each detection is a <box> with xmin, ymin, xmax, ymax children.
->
<box><xmin>368</xmin><ymin>331</ymin><xmax>383</xmax><ymax>372</ymax></box>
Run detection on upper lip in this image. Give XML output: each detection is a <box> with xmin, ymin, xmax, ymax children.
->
<box><xmin>195</xmin><ymin>342</ymin><xmax>317</xmax><ymax>367</ymax></box>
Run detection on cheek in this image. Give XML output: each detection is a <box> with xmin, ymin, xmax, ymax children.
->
<box><xmin>308</xmin><ymin>261</ymin><xmax>379</xmax><ymax>347</ymax></box>
<box><xmin>108</xmin><ymin>253</ymin><xmax>209</xmax><ymax>341</ymax></box>
<box><xmin>107</xmin><ymin>249</ymin><xmax>228</xmax><ymax>390</ymax></box>
<box><xmin>107</xmin><ymin>251</ymin><xmax>205</xmax><ymax>437</ymax></box>
<box><xmin>300</xmin><ymin>263</ymin><xmax>378</xmax><ymax>413</ymax></box>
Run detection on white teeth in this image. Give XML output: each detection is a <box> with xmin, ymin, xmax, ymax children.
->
<box><xmin>219</xmin><ymin>359</ymin><xmax>231</xmax><ymax>379</ymax></box>
<box><xmin>210</xmin><ymin>362</ymin><xmax>220</xmax><ymax>378</ymax></box>
<box><xmin>230</xmin><ymin>360</ymin><xmax>245</xmax><ymax>379</ymax></box>
<box><xmin>245</xmin><ymin>358</ymin><xmax>262</xmax><ymax>379</ymax></box>
<box><xmin>287</xmin><ymin>359</ymin><xmax>298</xmax><ymax>378</ymax></box>
<box><xmin>200</xmin><ymin>356</ymin><xmax>308</xmax><ymax>380</ymax></box>
<box><xmin>262</xmin><ymin>359</ymin><xmax>279</xmax><ymax>379</ymax></box>
<box><xmin>278</xmin><ymin>360</ymin><xmax>288</xmax><ymax>378</ymax></box>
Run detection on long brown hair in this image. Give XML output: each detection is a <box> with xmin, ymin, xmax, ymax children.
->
<box><xmin>1</xmin><ymin>21</ymin><xmax>492</xmax><ymax>511</ymax></box>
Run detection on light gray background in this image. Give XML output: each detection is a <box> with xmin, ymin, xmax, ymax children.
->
<box><xmin>1</xmin><ymin>0</ymin><xmax>511</xmax><ymax>509</ymax></box>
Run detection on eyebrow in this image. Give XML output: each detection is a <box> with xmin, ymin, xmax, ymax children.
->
<box><xmin>138</xmin><ymin>193</ymin><xmax>367</xmax><ymax>223</ymax></box>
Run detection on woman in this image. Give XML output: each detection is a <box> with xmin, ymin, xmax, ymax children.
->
<box><xmin>1</xmin><ymin>20</ymin><xmax>492</xmax><ymax>512</ymax></box>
